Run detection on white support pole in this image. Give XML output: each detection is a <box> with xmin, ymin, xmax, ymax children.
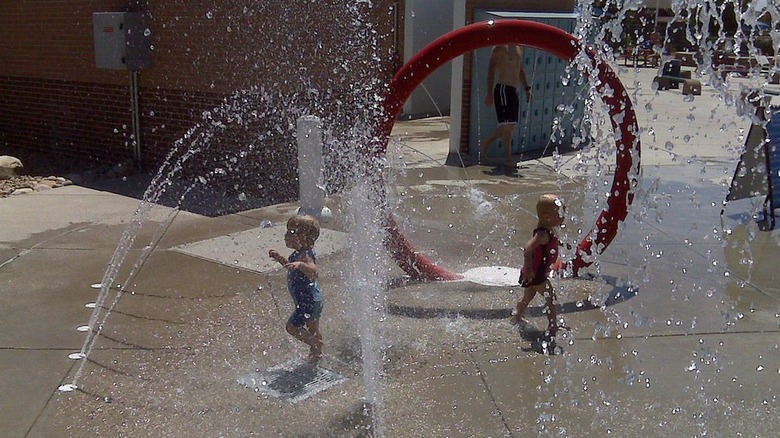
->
<box><xmin>403</xmin><ymin>0</ymin><xmax>415</xmax><ymax>115</ymax></box>
<box><xmin>296</xmin><ymin>115</ymin><xmax>332</xmax><ymax>222</ymax></box>
<box><xmin>448</xmin><ymin>0</ymin><xmax>467</xmax><ymax>160</ymax></box>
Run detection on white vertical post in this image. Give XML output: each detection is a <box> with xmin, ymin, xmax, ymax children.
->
<box><xmin>403</xmin><ymin>0</ymin><xmax>416</xmax><ymax>115</ymax></box>
<box><xmin>296</xmin><ymin>115</ymin><xmax>331</xmax><ymax>222</ymax></box>
<box><xmin>448</xmin><ymin>0</ymin><xmax>467</xmax><ymax>160</ymax></box>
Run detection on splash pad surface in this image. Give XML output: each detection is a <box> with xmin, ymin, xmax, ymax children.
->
<box><xmin>6</xmin><ymin>69</ymin><xmax>780</xmax><ymax>437</ymax></box>
<box><xmin>376</xmin><ymin>20</ymin><xmax>640</xmax><ymax>280</ymax></box>
<box><xmin>5</xmin><ymin>1</ymin><xmax>780</xmax><ymax>436</ymax></box>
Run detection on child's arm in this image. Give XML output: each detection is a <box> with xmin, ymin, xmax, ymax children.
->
<box><xmin>269</xmin><ymin>249</ymin><xmax>289</xmax><ymax>265</ymax></box>
<box><xmin>520</xmin><ymin>230</ymin><xmax>551</xmax><ymax>284</ymax></box>
<box><xmin>284</xmin><ymin>252</ymin><xmax>319</xmax><ymax>280</ymax></box>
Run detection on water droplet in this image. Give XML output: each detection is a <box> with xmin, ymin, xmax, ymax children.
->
<box><xmin>68</xmin><ymin>352</ymin><xmax>86</xmax><ymax>360</ymax></box>
<box><xmin>58</xmin><ymin>384</ymin><xmax>77</xmax><ymax>392</ymax></box>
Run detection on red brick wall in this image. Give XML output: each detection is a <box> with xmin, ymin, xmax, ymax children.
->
<box><xmin>0</xmin><ymin>1</ymin><xmax>133</xmax><ymax>162</ymax></box>
<box><xmin>0</xmin><ymin>1</ymin><xmax>398</xmax><ymax>205</ymax></box>
<box><xmin>0</xmin><ymin>76</ymin><xmax>133</xmax><ymax>162</ymax></box>
<box><xmin>0</xmin><ymin>1</ymin><xmax>130</xmax><ymax>84</ymax></box>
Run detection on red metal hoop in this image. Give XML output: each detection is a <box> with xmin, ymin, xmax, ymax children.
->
<box><xmin>375</xmin><ymin>20</ymin><xmax>640</xmax><ymax>280</ymax></box>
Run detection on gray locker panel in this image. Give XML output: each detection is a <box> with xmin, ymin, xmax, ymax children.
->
<box><xmin>469</xmin><ymin>10</ymin><xmax>585</xmax><ymax>158</ymax></box>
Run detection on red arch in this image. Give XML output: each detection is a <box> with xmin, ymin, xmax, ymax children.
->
<box><xmin>375</xmin><ymin>20</ymin><xmax>640</xmax><ymax>281</ymax></box>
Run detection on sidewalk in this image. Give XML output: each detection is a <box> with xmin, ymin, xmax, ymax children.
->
<box><xmin>2</xmin><ymin>67</ymin><xmax>779</xmax><ymax>437</ymax></box>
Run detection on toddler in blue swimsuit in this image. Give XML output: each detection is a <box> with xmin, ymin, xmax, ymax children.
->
<box><xmin>269</xmin><ymin>215</ymin><xmax>324</xmax><ymax>363</ymax></box>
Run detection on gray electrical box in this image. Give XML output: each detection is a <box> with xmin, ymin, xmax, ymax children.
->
<box><xmin>93</xmin><ymin>12</ymin><xmax>153</xmax><ymax>71</ymax></box>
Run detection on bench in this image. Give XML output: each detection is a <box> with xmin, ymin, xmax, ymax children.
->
<box><xmin>653</xmin><ymin>74</ymin><xmax>701</xmax><ymax>95</ymax></box>
<box><xmin>623</xmin><ymin>47</ymin><xmax>659</xmax><ymax>68</ymax></box>
<box><xmin>719</xmin><ymin>65</ymin><xmax>750</xmax><ymax>80</ymax></box>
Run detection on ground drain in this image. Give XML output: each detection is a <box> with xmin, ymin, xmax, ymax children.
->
<box><xmin>237</xmin><ymin>358</ymin><xmax>347</xmax><ymax>403</ymax></box>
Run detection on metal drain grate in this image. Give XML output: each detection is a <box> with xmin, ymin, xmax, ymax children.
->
<box><xmin>237</xmin><ymin>358</ymin><xmax>347</xmax><ymax>403</ymax></box>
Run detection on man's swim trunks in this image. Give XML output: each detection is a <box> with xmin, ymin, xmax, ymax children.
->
<box><xmin>493</xmin><ymin>84</ymin><xmax>520</xmax><ymax>124</ymax></box>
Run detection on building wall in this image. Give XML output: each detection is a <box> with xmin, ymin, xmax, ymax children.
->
<box><xmin>457</xmin><ymin>0</ymin><xmax>577</xmax><ymax>153</ymax></box>
<box><xmin>0</xmin><ymin>1</ymin><xmax>398</xmax><ymax>206</ymax></box>
<box><xmin>403</xmin><ymin>0</ymin><xmax>454</xmax><ymax>118</ymax></box>
<box><xmin>0</xmin><ymin>1</ymin><xmax>135</xmax><ymax>165</ymax></box>
<box><xmin>468</xmin><ymin>10</ymin><xmax>582</xmax><ymax>158</ymax></box>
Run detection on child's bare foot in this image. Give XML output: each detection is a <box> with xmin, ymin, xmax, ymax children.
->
<box><xmin>548</xmin><ymin>323</ymin><xmax>570</xmax><ymax>335</ymax></box>
<box><xmin>509</xmin><ymin>315</ymin><xmax>529</xmax><ymax>326</ymax></box>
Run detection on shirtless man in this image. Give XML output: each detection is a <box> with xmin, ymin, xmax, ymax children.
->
<box><xmin>479</xmin><ymin>45</ymin><xmax>533</xmax><ymax>170</ymax></box>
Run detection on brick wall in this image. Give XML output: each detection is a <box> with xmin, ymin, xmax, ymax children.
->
<box><xmin>0</xmin><ymin>1</ymin><xmax>133</xmax><ymax>162</ymax></box>
<box><xmin>0</xmin><ymin>76</ymin><xmax>133</xmax><ymax>162</ymax></box>
<box><xmin>0</xmin><ymin>0</ymin><xmax>398</xmax><ymax>208</ymax></box>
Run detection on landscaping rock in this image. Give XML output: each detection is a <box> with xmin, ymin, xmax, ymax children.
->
<box><xmin>11</xmin><ymin>188</ymin><xmax>33</xmax><ymax>196</ymax></box>
<box><xmin>0</xmin><ymin>149</ymin><xmax>132</xmax><ymax>199</ymax></box>
<box><xmin>0</xmin><ymin>155</ymin><xmax>24</xmax><ymax>179</ymax></box>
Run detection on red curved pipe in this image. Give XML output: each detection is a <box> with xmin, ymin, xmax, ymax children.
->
<box><xmin>375</xmin><ymin>20</ymin><xmax>640</xmax><ymax>280</ymax></box>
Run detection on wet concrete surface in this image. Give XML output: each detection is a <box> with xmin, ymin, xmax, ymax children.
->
<box><xmin>1</xmin><ymin>68</ymin><xmax>779</xmax><ymax>436</ymax></box>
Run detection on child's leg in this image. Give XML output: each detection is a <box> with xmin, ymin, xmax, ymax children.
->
<box><xmin>543</xmin><ymin>283</ymin><xmax>558</xmax><ymax>335</ymax></box>
<box><xmin>305</xmin><ymin>320</ymin><xmax>323</xmax><ymax>359</ymax></box>
<box><xmin>286</xmin><ymin>322</ymin><xmax>311</xmax><ymax>345</ymax></box>
<box><xmin>285</xmin><ymin>319</ymin><xmax>323</xmax><ymax>362</ymax></box>
<box><xmin>511</xmin><ymin>287</ymin><xmax>537</xmax><ymax>323</ymax></box>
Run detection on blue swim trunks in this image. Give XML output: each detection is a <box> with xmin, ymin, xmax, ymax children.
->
<box><xmin>288</xmin><ymin>300</ymin><xmax>323</xmax><ymax>327</ymax></box>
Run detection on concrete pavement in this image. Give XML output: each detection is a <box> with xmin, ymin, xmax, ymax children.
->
<box><xmin>2</xmin><ymin>67</ymin><xmax>779</xmax><ymax>437</ymax></box>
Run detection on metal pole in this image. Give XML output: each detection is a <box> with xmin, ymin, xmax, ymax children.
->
<box><xmin>655</xmin><ymin>0</ymin><xmax>660</xmax><ymax>30</ymax></box>
<box><xmin>130</xmin><ymin>70</ymin><xmax>142</xmax><ymax>164</ymax></box>
<box><xmin>296</xmin><ymin>115</ymin><xmax>331</xmax><ymax>222</ymax></box>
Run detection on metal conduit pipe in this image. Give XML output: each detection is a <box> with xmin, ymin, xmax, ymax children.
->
<box><xmin>130</xmin><ymin>71</ymin><xmax>142</xmax><ymax>164</ymax></box>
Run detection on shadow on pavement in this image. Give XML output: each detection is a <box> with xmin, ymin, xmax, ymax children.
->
<box><xmin>86</xmin><ymin>172</ymin><xmax>289</xmax><ymax>217</ymax></box>
<box><xmin>386</xmin><ymin>275</ymin><xmax>636</xmax><ymax>321</ymax></box>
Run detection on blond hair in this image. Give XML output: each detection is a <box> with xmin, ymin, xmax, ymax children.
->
<box><xmin>287</xmin><ymin>215</ymin><xmax>321</xmax><ymax>247</ymax></box>
<box><xmin>536</xmin><ymin>194</ymin><xmax>564</xmax><ymax>218</ymax></box>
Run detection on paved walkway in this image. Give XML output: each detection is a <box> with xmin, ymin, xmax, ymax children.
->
<box><xmin>2</xmin><ymin>68</ymin><xmax>779</xmax><ymax>437</ymax></box>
